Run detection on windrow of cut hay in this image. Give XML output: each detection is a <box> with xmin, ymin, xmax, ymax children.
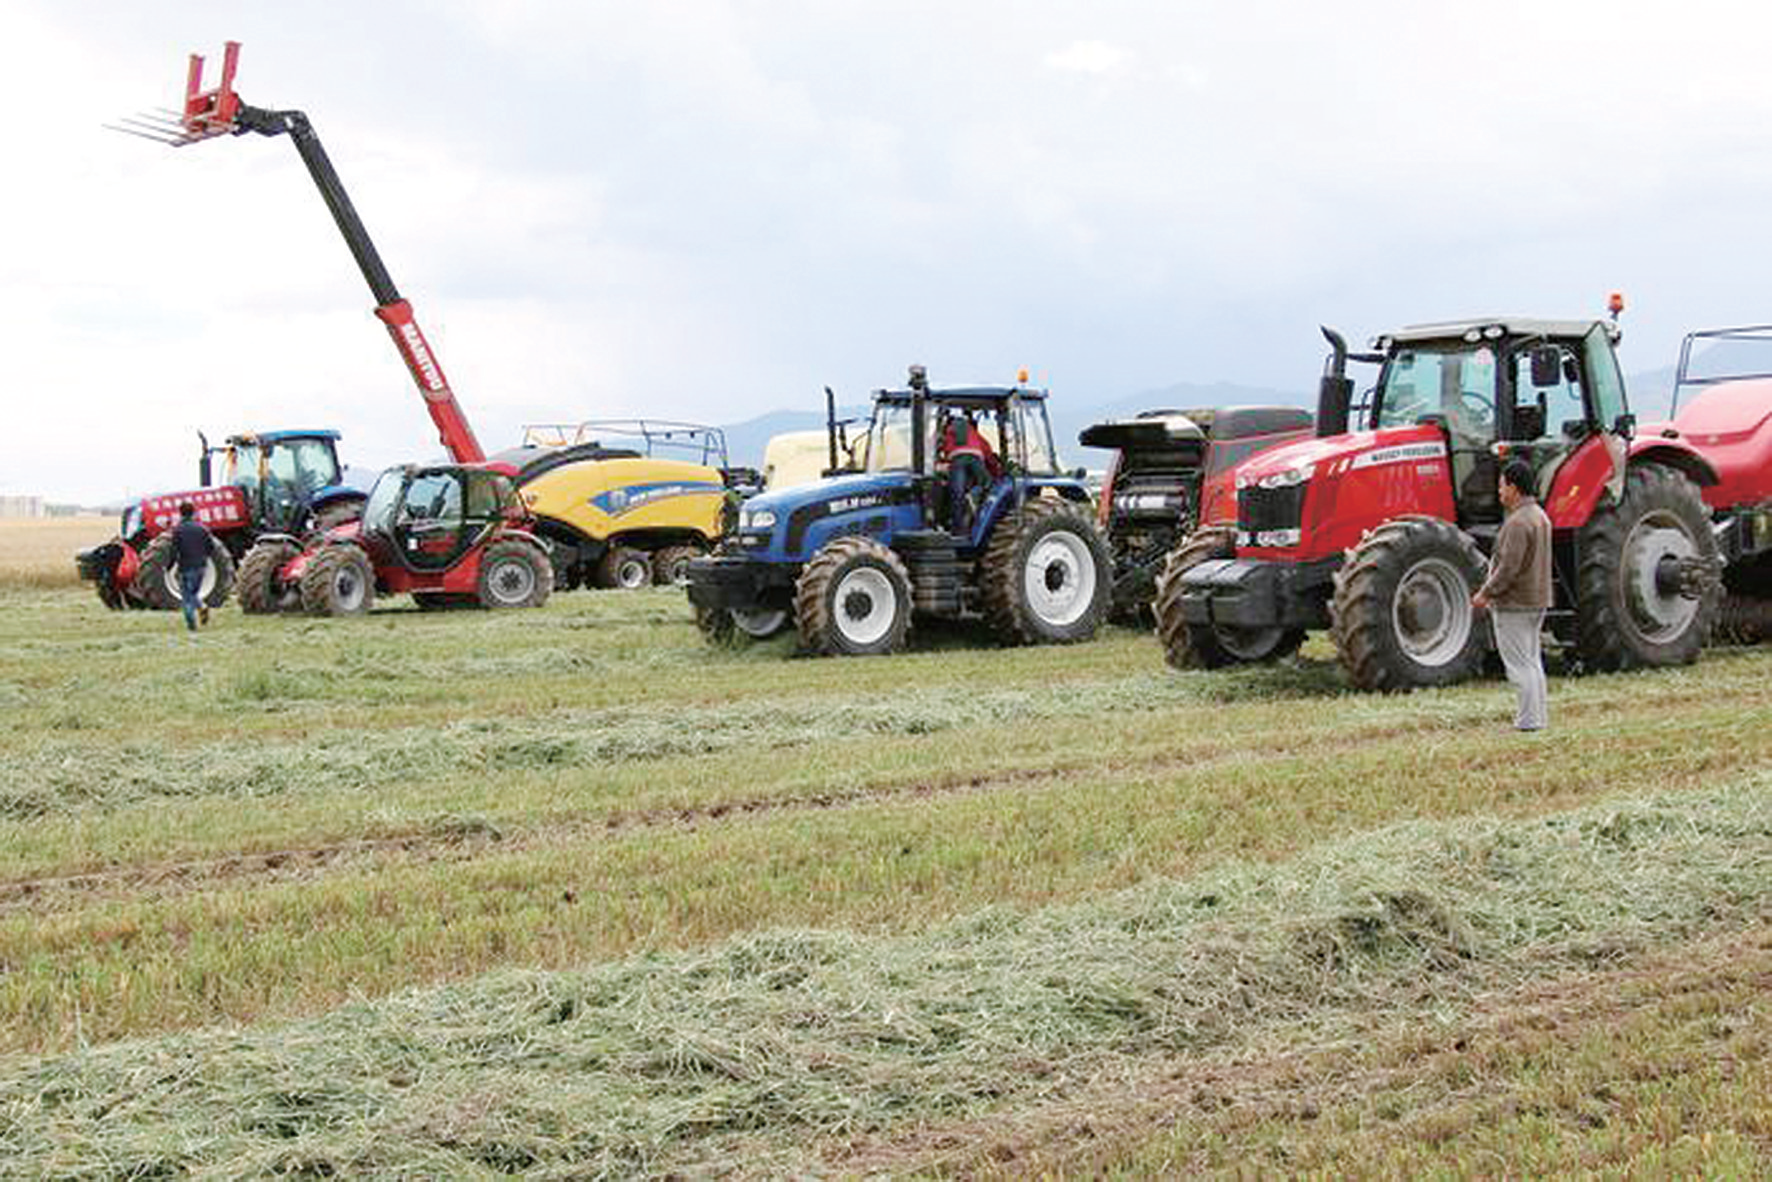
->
<box><xmin>3</xmin><ymin>778</ymin><xmax>1768</xmax><ymax>1177</ymax></box>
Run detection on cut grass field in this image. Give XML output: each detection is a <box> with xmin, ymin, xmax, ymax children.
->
<box><xmin>0</xmin><ymin>582</ymin><xmax>1767</xmax><ymax>1176</ymax></box>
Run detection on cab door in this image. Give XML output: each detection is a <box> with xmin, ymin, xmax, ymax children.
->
<box><xmin>393</xmin><ymin>471</ymin><xmax>471</xmax><ymax>571</ymax></box>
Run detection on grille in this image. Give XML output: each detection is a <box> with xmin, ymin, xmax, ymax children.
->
<box><xmin>1237</xmin><ymin>484</ymin><xmax>1306</xmax><ymax>534</ymax></box>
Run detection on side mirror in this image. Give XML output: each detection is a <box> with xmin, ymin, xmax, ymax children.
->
<box><xmin>1612</xmin><ymin>412</ymin><xmax>1636</xmax><ymax>440</ymax></box>
<box><xmin>1529</xmin><ymin>346</ymin><xmax>1562</xmax><ymax>388</ymax></box>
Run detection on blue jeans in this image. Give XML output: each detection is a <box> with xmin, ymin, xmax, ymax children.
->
<box><xmin>180</xmin><ymin>566</ymin><xmax>206</xmax><ymax>630</ymax></box>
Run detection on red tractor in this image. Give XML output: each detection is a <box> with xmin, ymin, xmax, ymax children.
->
<box><xmin>1156</xmin><ymin>308</ymin><xmax>1733</xmax><ymax>689</ymax></box>
<box><xmin>76</xmin><ymin>429</ymin><xmax>364</xmax><ymax>610</ymax></box>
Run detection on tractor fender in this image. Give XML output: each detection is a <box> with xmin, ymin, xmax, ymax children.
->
<box><xmin>283</xmin><ymin>534</ymin><xmax>367</xmax><ymax>584</ymax></box>
<box><xmin>1545</xmin><ymin>437</ymin><xmax>1718</xmax><ymax>529</ymax></box>
<box><xmin>1626</xmin><ymin>437</ymin><xmax>1720</xmax><ymax>488</ymax></box>
<box><xmin>114</xmin><ymin>538</ymin><xmax>142</xmax><ymax>587</ymax></box>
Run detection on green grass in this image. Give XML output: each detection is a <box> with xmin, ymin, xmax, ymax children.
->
<box><xmin>1</xmin><ymin>584</ymin><xmax>1769</xmax><ymax>1174</ymax></box>
<box><xmin>2</xmin><ymin>781</ymin><xmax>1768</xmax><ymax>1176</ymax></box>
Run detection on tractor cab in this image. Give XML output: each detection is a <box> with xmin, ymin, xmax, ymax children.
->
<box><xmin>860</xmin><ymin>373</ymin><xmax>1068</xmax><ymax>546</ymax></box>
<box><xmin>1359</xmin><ymin>319</ymin><xmax>1632</xmax><ymax>530</ymax></box>
<box><xmin>358</xmin><ymin>464</ymin><xmax>523</xmax><ymax>574</ymax></box>
<box><xmin>206</xmin><ymin>429</ymin><xmax>362</xmax><ymax>533</ymax></box>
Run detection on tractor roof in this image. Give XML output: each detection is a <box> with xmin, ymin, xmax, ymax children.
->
<box><xmin>873</xmin><ymin>385</ymin><xmax>1048</xmax><ymax>408</ymax></box>
<box><xmin>228</xmin><ymin>429</ymin><xmax>343</xmax><ymax>445</ymax></box>
<box><xmin>1383</xmin><ymin>318</ymin><xmax>1613</xmax><ymax>346</ymax></box>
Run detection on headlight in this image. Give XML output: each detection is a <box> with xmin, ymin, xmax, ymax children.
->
<box><xmin>741</xmin><ymin>508</ymin><xmax>777</xmax><ymax>530</ymax></box>
<box><xmin>1238</xmin><ymin>528</ymin><xmax>1302</xmax><ymax>548</ymax></box>
<box><xmin>1236</xmin><ymin>464</ymin><xmax>1314</xmax><ymax>491</ymax></box>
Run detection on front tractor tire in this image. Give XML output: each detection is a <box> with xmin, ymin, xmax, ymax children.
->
<box><xmin>981</xmin><ymin>499</ymin><xmax>1112</xmax><ymax>646</ymax></box>
<box><xmin>477</xmin><ymin>538</ymin><xmax>552</xmax><ymax>609</ymax></box>
<box><xmin>795</xmin><ymin>536</ymin><xmax>913</xmax><ymax>656</ymax></box>
<box><xmin>237</xmin><ymin>539</ymin><xmax>304</xmax><ymax>614</ymax></box>
<box><xmin>1330</xmin><ymin>516</ymin><xmax>1488</xmax><ymax>692</ymax></box>
<box><xmin>299</xmin><ymin>545</ymin><xmax>375</xmax><ymax>617</ymax></box>
<box><xmin>132</xmin><ymin>532</ymin><xmax>236</xmax><ymax>611</ymax></box>
<box><xmin>1573</xmin><ymin>464</ymin><xmax>1719</xmax><ymax>672</ymax></box>
<box><xmin>598</xmin><ymin>546</ymin><xmax>653</xmax><ymax>591</ymax></box>
<box><xmin>652</xmin><ymin>544</ymin><xmax>703</xmax><ymax>587</ymax></box>
<box><xmin>1153</xmin><ymin>527</ymin><xmax>1305</xmax><ymax>669</ymax></box>
<box><xmin>695</xmin><ymin>603</ymin><xmax>792</xmax><ymax>645</ymax></box>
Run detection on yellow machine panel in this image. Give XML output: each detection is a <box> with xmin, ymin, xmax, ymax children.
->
<box><xmin>521</xmin><ymin>455</ymin><xmax>726</xmax><ymax>543</ymax></box>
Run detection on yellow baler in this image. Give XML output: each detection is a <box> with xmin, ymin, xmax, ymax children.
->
<box><xmin>490</xmin><ymin>428</ymin><xmax>738</xmax><ymax>591</ymax></box>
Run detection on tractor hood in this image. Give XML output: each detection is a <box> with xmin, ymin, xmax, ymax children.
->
<box><xmin>738</xmin><ymin>471</ymin><xmax>910</xmax><ymax>521</ymax></box>
<box><xmin>1078</xmin><ymin>414</ymin><xmax>1205</xmax><ymax>452</ymax></box>
<box><xmin>128</xmin><ymin>486</ymin><xmax>252</xmax><ymax>540</ymax></box>
<box><xmin>1229</xmin><ymin>425</ymin><xmax>1448</xmax><ymax>490</ymax></box>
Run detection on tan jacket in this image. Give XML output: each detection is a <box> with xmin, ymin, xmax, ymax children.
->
<box><xmin>1480</xmin><ymin>497</ymin><xmax>1552</xmax><ymax>609</ymax></box>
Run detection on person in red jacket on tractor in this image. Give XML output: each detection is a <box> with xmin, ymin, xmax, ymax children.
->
<box><xmin>937</xmin><ymin>409</ymin><xmax>1004</xmax><ymax>536</ymax></box>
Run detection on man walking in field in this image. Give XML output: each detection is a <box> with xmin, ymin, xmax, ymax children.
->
<box><xmin>1472</xmin><ymin>459</ymin><xmax>1552</xmax><ymax>731</ymax></box>
<box><xmin>170</xmin><ymin>501</ymin><xmax>215</xmax><ymax>632</ymax></box>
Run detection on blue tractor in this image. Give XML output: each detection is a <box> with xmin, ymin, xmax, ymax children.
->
<box><xmin>686</xmin><ymin>367</ymin><xmax>1112</xmax><ymax>655</ymax></box>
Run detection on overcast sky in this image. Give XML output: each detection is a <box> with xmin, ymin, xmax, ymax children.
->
<box><xmin>4</xmin><ymin>0</ymin><xmax>1769</xmax><ymax>502</ymax></box>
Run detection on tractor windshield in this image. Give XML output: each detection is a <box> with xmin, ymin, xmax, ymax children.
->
<box><xmin>864</xmin><ymin>401</ymin><xmax>924</xmax><ymax>472</ymax></box>
<box><xmin>258</xmin><ymin>438</ymin><xmax>344</xmax><ymax>530</ymax></box>
<box><xmin>1374</xmin><ymin>346</ymin><xmax>1498</xmax><ymax>441</ymax></box>
<box><xmin>1004</xmin><ymin>397</ymin><xmax>1062</xmax><ymax>475</ymax></box>
<box><xmin>361</xmin><ymin>469</ymin><xmax>407</xmax><ymax>534</ymax></box>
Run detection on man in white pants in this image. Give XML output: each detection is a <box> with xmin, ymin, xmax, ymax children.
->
<box><xmin>1472</xmin><ymin>459</ymin><xmax>1552</xmax><ymax>731</ymax></box>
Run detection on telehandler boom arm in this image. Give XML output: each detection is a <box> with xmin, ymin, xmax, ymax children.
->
<box><xmin>116</xmin><ymin>41</ymin><xmax>485</xmax><ymax>464</ymax></box>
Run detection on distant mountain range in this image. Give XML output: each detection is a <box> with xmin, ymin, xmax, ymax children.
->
<box><xmin>714</xmin><ymin>365</ymin><xmax>1687</xmax><ymax>471</ymax></box>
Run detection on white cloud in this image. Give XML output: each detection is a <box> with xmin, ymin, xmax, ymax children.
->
<box><xmin>1044</xmin><ymin>39</ymin><xmax>1130</xmax><ymax>76</ymax></box>
<box><xmin>6</xmin><ymin>1</ymin><xmax>1772</xmax><ymax>501</ymax></box>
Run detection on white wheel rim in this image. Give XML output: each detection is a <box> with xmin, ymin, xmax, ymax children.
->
<box><xmin>1024</xmin><ymin>531</ymin><xmax>1096</xmax><ymax>627</ymax></box>
<box><xmin>833</xmin><ymin>565</ymin><xmax>898</xmax><ymax>646</ymax></box>
<box><xmin>488</xmin><ymin>557</ymin><xmax>536</xmax><ymax>605</ymax></box>
<box><xmin>1623</xmin><ymin>513</ymin><xmax>1699</xmax><ymax>642</ymax></box>
<box><xmin>1391</xmin><ymin>556</ymin><xmax>1472</xmax><ymax>666</ymax></box>
<box><xmin>617</xmin><ymin>558</ymin><xmax>649</xmax><ymax>589</ymax></box>
<box><xmin>333</xmin><ymin>561</ymin><xmax>366</xmax><ymax>612</ymax></box>
<box><xmin>732</xmin><ymin>607</ymin><xmax>787</xmax><ymax>638</ymax></box>
<box><xmin>164</xmin><ymin>556</ymin><xmax>219</xmax><ymax>601</ymax></box>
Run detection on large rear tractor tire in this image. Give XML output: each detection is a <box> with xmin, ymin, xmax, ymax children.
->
<box><xmin>795</xmin><ymin>536</ymin><xmax>913</xmax><ymax>656</ymax></box>
<box><xmin>652</xmin><ymin>544</ymin><xmax>704</xmax><ymax>587</ymax></box>
<box><xmin>1330</xmin><ymin>516</ymin><xmax>1488</xmax><ymax>692</ymax></box>
<box><xmin>981</xmin><ymin>499</ymin><xmax>1112</xmax><ymax>645</ymax></box>
<box><xmin>132</xmin><ymin>533</ymin><xmax>236</xmax><ymax>611</ymax></box>
<box><xmin>597</xmin><ymin>546</ymin><xmax>653</xmax><ymax>591</ymax></box>
<box><xmin>299</xmin><ymin>545</ymin><xmax>375</xmax><ymax>617</ymax></box>
<box><xmin>477</xmin><ymin>538</ymin><xmax>552</xmax><ymax>609</ymax></box>
<box><xmin>1153</xmin><ymin>526</ymin><xmax>1305</xmax><ymax>669</ymax></box>
<box><xmin>1572</xmin><ymin>464</ymin><xmax>1720</xmax><ymax>672</ymax></box>
<box><xmin>236</xmin><ymin>539</ymin><xmax>304</xmax><ymax>614</ymax></box>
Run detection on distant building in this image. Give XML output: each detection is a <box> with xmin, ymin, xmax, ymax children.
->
<box><xmin>0</xmin><ymin>495</ymin><xmax>44</xmax><ymax>519</ymax></box>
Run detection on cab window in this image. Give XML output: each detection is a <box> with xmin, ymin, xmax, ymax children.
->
<box><xmin>1585</xmin><ymin>325</ymin><xmax>1628</xmax><ymax>430</ymax></box>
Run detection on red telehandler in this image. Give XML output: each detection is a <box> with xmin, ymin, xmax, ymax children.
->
<box><xmin>113</xmin><ymin>42</ymin><xmax>552</xmax><ymax>614</ymax></box>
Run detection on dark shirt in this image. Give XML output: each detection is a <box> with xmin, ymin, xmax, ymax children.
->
<box><xmin>170</xmin><ymin>517</ymin><xmax>214</xmax><ymax>573</ymax></box>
